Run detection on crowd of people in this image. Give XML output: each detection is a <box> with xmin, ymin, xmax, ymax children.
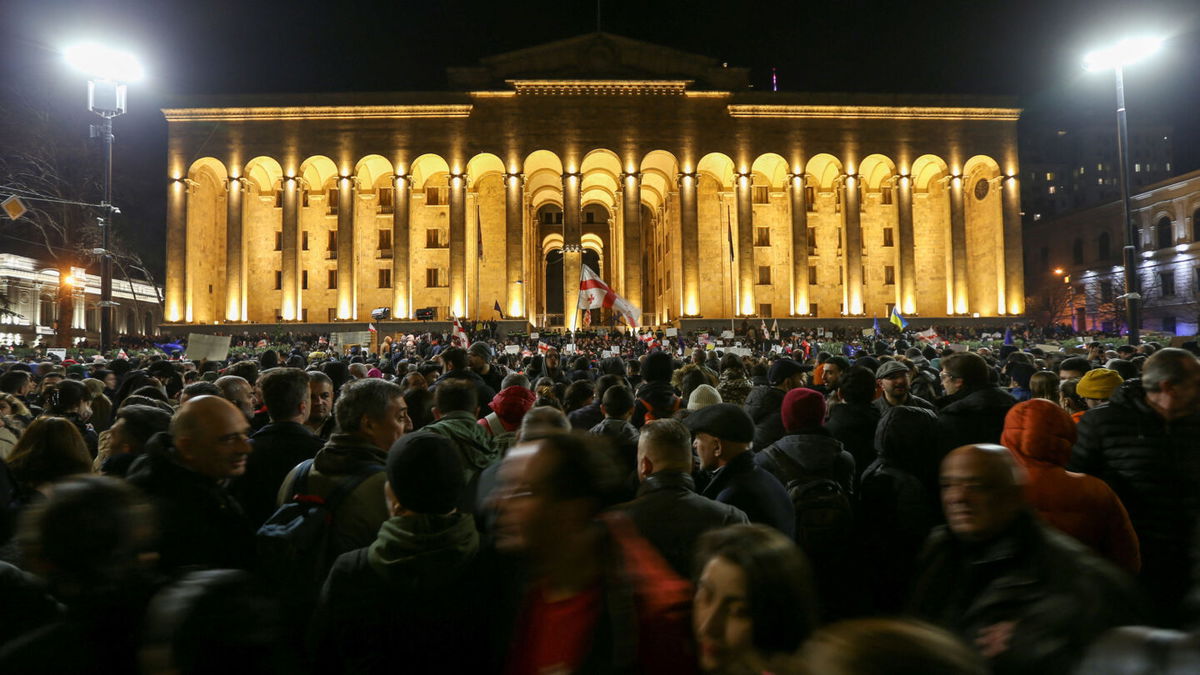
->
<box><xmin>0</xmin><ymin>328</ymin><xmax>1198</xmax><ymax>674</ymax></box>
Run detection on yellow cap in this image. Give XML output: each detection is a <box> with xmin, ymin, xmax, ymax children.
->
<box><xmin>1076</xmin><ymin>368</ymin><xmax>1123</xmax><ymax>399</ymax></box>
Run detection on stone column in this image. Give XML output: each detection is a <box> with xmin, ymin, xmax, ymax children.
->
<box><xmin>949</xmin><ymin>176</ymin><xmax>969</xmax><ymax>315</ymax></box>
<box><xmin>788</xmin><ymin>173</ymin><xmax>809</xmax><ymax>315</ymax></box>
<box><xmin>280</xmin><ymin>176</ymin><xmax>300</xmax><ymax>321</ymax></box>
<box><xmin>392</xmin><ymin>173</ymin><xmax>410</xmax><ymax>318</ymax></box>
<box><xmin>225</xmin><ymin>177</ymin><xmax>244</xmax><ymax>321</ymax></box>
<box><xmin>1001</xmin><ymin>175</ymin><xmax>1024</xmax><ymax>315</ymax></box>
<box><xmin>448</xmin><ymin>172</ymin><xmax>466</xmax><ymax>318</ymax></box>
<box><xmin>897</xmin><ymin>175</ymin><xmax>917</xmax><ymax>314</ymax></box>
<box><xmin>620</xmin><ymin>172</ymin><xmax>642</xmax><ymax>317</ymax></box>
<box><xmin>505</xmin><ymin>172</ymin><xmax>524</xmax><ymax>318</ymax></box>
<box><xmin>735</xmin><ymin>172</ymin><xmax>754</xmax><ymax>315</ymax></box>
<box><xmin>165</xmin><ymin>178</ymin><xmax>188</xmax><ymax>322</ymax></box>
<box><xmin>562</xmin><ymin>171</ymin><xmax>582</xmax><ymax>330</ymax></box>
<box><xmin>843</xmin><ymin>175</ymin><xmax>864</xmax><ymax>315</ymax></box>
<box><xmin>678</xmin><ymin>172</ymin><xmax>700</xmax><ymax>316</ymax></box>
<box><xmin>336</xmin><ymin>176</ymin><xmax>356</xmax><ymax>320</ymax></box>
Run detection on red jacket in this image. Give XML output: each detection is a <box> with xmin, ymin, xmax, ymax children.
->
<box><xmin>1002</xmin><ymin>399</ymin><xmax>1141</xmax><ymax>574</ymax></box>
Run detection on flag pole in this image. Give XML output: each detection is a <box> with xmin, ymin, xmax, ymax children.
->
<box><xmin>726</xmin><ymin>203</ymin><xmax>735</xmax><ymax>334</ymax></box>
<box><xmin>474</xmin><ymin>202</ymin><xmax>481</xmax><ymax>322</ymax></box>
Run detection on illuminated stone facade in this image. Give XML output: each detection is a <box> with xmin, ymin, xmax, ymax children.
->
<box><xmin>0</xmin><ymin>254</ymin><xmax>162</xmax><ymax>346</ymax></box>
<box><xmin>162</xmin><ymin>33</ymin><xmax>1024</xmax><ymax>329</ymax></box>
<box><xmin>1025</xmin><ymin>168</ymin><xmax>1200</xmax><ymax>336</ymax></box>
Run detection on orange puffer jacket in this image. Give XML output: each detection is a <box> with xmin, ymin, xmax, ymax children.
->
<box><xmin>1001</xmin><ymin>399</ymin><xmax>1141</xmax><ymax>574</ymax></box>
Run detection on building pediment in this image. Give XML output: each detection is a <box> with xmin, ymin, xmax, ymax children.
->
<box><xmin>447</xmin><ymin>32</ymin><xmax>749</xmax><ymax>91</ymax></box>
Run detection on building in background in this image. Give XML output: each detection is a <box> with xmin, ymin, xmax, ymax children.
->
<box><xmin>0</xmin><ymin>254</ymin><xmax>162</xmax><ymax>346</ymax></box>
<box><xmin>1020</xmin><ymin>113</ymin><xmax>1173</xmax><ymax>225</ymax></box>
<box><xmin>162</xmin><ymin>32</ymin><xmax>1024</xmax><ymax>330</ymax></box>
<box><xmin>1024</xmin><ymin>169</ymin><xmax>1200</xmax><ymax>336</ymax></box>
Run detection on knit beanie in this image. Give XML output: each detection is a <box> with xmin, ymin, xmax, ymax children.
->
<box><xmin>781</xmin><ymin>387</ymin><xmax>827</xmax><ymax>432</ymax></box>
<box><xmin>687</xmin><ymin>384</ymin><xmax>723</xmax><ymax>411</ymax></box>
<box><xmin>1076</xmin><ymin>368</ymin><xmax>1123</xmax><ymax>400</ymax></box>
<box><xmin>386</xmin><ymin>432</ymin><xmax>465</xmax><ymax>515</ymax></box>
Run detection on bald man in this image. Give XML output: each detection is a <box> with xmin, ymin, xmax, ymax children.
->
<box><xmin>215</xmin><ymin>374</ymin><xmax>256</xmax><ymax>422</ymax></box>
<box><xmin>909</xmin><ymin>444</ymin><xmax>1141</xmax><ymax>675</ymax></box>
<box><xmin>126</xmin><ymin>395</ymin><xmax>256</xmax><ymax>571</ymax></box>
<box><xmin>618</xmin><ymin>419</ymin><xmax>748</xmax><ymax>577</ymax></box>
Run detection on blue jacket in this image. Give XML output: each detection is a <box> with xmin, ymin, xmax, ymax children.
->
<box><xmin>701</xmin><ymin>451</ymin><xmax>795</xmax><ymax>538</ymax></box>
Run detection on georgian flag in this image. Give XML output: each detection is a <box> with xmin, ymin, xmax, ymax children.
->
<box><xmin>451</xmin><ymin>317</ymin><xmax>469</xmax><ymax>347</ymax></box>
<box><xmin>578</xmin><ymin>265</ymin><xmax>640</xmax><ymax>329</ymax></box>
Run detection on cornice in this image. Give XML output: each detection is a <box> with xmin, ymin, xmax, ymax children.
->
<box><xmin>161</xmin><ymin>105</ymin><xmax>473</xmax><ymax>122</ymax></box>
<box><xmin>726</xmin><ymin>105</ymin><xmax>1022</xmax><ymax>121</ymax></box>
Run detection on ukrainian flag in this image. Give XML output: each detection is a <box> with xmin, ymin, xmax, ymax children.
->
<box><xmin>890</xmin><ymin>306</ymin><xmax>908</xmax><ymax>330</ymax></box>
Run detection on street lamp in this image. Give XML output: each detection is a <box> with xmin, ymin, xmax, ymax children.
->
<box><xmin>64</xmin><ymin>43</ymin><xmax>143</xmax><ymax>355</ymax></box>
<box><xmin>1083</xmin><ymin>35</ymin><xmax>1163</xmax><ymax>346</ymax></box>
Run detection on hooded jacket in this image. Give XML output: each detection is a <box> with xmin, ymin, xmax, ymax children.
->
<box><xmin>934</xmin><ymin>385</ymin><xmax>1016</xmax><ymax>454</ymax></box>
<box><xmin>423</xmin><ymin>410</ymin><xmax>500</xmax><ymax>486</ymax></box>
<box><xmin>1070</xmin><ymin>378</ymin><xmax>1200</xmax><ymax>620</ymax></box>
<box><xmin>126</xmin><ymin>433</ymin><xmax>256</xmax><ymax>572</ymax></box>
<box><xmin>825</xmin><ymin>401</ymin><xmax>882</xmax><ymax>482</ymax></box>
<box><xmin>276</xmin><ymin>433</ymin><xmax>389</xmax><ymax>557</ymax></box>
<box><xmin>1002</xmin><ymin>399</ymin><xmax>1140</xmax><ymax>574</ymax></box>
<box><xmin>744</xmin><ymin>385</ymin><xmax>787</xmax><ymax>451</ymax></box>
<box><xmin>754</xmin><ymin>428</ymin><xmax>857</xmax><ymax>496</ymax></box>
<box><xmin>310</xmin><ymin>512</ymin><xmax>486</xmax><ymax>674</ymax></box>
<box><xmin>631</xmin><ymin>380</ymin><xmax>680</xmax><ymax>428</ymax></box>
<box><xmin>858</xmin><ymin>406</ymin><xmax>942</xmax><ymax>611</ymax></box>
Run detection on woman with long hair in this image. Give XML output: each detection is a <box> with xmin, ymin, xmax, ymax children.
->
<box><xmin>692</xmin><ymin>524</ymin><xmax>818</xmax><ymax>673</ymax></box>
<box><xmin>42</xmin><ymin>380</ymin><xmax>99</xmax><ymax>458</ymax></box>
<box><xmin>6</xmin><ymin>417</ymin><xmax>93</xmax><ymax>503</ymax></box>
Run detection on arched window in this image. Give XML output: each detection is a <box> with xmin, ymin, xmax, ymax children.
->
<box><xmin>1072</xmin><ymin>238</ymin><xmax>1084</xmax><ymax>265</ymax></box>
<box><xmin>1098</xmin><ymin>232</ymin><xmax>1111</xmax><ymax>260</ymax></box>
<box><xmin>1157</xmin><ymin>217</ymin><xmax>1173</xmax><ymax>249</ymax></box>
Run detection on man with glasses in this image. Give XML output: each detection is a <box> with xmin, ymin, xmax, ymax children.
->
<box><xmin>934</xmin><ymin>352</ymin><xmax>1016</xmax><ymax>455</ymax></box>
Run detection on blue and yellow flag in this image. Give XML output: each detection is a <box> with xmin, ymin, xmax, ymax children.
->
<box><xmin>889</xmin><ymin>306</ymin><xmax>909</xmax><ymax>330</ymax></box>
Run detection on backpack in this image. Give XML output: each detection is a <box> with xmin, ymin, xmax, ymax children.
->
<box><xmin>761</xmin><ymin>446</ymin><xmax>854</xmax><ymax>560</ymax></box>
<box><xmin>256</xmin><ymin>459</ymin><xmax>383</xmax><ymax>601</ymax></box>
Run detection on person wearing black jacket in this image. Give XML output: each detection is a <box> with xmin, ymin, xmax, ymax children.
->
<box><xmin>1070</xmin><ymin>347</ymin><xmax>1200</xmax><ymax>626</ymax></box>
<box><xmin>230</xmin><ymin>368</ymin><xmax>325</xmax><ymax>527</ymax></box>
<box><xmin>429</xmin><ymin>347</ymin><xmax>495</xmax><ymax>419</ymax></box>
<box><xmin>619</xmin><ymin>419</ymin><xmax>748</xmax><ymax>577</ymax></box>
<box><xmin>934</xmin><ymin>352</ymin><xmax>1016</xmax><ymax>455</ymax></box>
<box><xmin>631</xmin><ymin>351</ymin><xmax>681</xmax><ymax>427</ymax></box>
<box><xmin>744</xmin><ymin>359</ymin><xmax>808</xmax><ymax>451</ymax></box>
<box><xmin>310</xmin><ymin>432</ymin><xmax>488</xmax><ymax>674</ymax></box>
<box><xmin>126</xmin><ymin>396</ymin><xmax>256</xmax><ymax>572</ymax></box>
<box><xmin>687</xmin><ymin>403</ymin><xmax>795</xmax><ymax>538</ymax></box>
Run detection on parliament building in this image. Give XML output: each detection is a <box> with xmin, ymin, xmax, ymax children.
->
<box><xmin>162</xmin><ymin>33</ymin><xmax>1024</xmax><ymax>332</ymax></box>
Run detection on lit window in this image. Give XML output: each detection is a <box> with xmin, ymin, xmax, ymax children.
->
<box><xmin>1135</xmin><ymin>164</ymin><xmax>1142</xmax><ymax>172</ymax></box>
<box><xmin>1045</xmin><ymin>172</ymin><xmax>1055</xmax><ymax>181</ymax></box>
<box><xmin>1097</xmin><ymin>163</ymin><xmax>1104</xmax><ymax>171</ymax></box>
<box><xmin>1167</xmin><ymin>162</ymin><xmax>1172</xmax><ymax>171</ymax></box>
<box><xmin>1048</xmin><ymin>186</ymin><xmax>1056</xmax><ymax>195</ymax></box>
<box><xmin>1097</xmin><ymin>178</ymin><xmax>1104</xmax><ymax>186</ymax></box>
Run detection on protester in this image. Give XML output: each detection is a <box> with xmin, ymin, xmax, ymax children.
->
<box><xmin>692</xmin><ymin>524</ymin><xmax>818</xmax><ymax>673</ymax></box>
<box><xmin>934</xmin><ymin>352</ymin><xmax>1016</xmax><ymax>453</ymax></box>
<box><xmin>911</xmin><ymin>444</ymin><xmax>1142</xmax><ymax>673</ymax></box>
<box><xmin>620</xmin><ymin>420</ymin><xmax>749</xmax><ymax>577</ymax></box>
<box><xmin>687</xmin><ymin>403</ymin><xmax>795</xmax><ymax>537</ymax></box>
<box><xmin>1070</xmin><ymin>347</ymin><xmax>1200</xmax><ymax>625</ymax></box>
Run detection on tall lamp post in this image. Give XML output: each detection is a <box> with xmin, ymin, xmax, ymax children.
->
<box><xmin>1084</xmin><ymin>36</ymin><xmax>1163</xmax><ymax>346</ymax></box>
<box><xmin>64</xmin><ymin>43</ymin><xmax>143</xmax><ymax>355</ymax></box>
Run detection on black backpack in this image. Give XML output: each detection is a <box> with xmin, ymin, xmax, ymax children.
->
<box><xmin>256</xmin><ymin>459</ymin><xmax>383</xmax><ymax>599</ymax></box>
<box><xmin>761</xmin><ymin>446</ymin><xmax>854</xmax><ymax>560</ymax></box>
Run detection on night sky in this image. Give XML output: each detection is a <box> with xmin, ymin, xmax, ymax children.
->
<box><xmin>3</xmin><ymin>0</ymin><xmax>1199</xmax><ymax>278</ymax></box>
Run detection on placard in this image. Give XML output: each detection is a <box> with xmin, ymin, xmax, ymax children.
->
<box><xmin>330</xmin><ymin>331</ymin><xmax>371</xmax><ymax>347</ymax></box>
<box><xmin>504</xmin><ymin>345</ymin><xmax>520</xmax><ymax>355</ymax></box>
<box><xmin>665</xmin><ymin>327</ymin><xmax>678</xmax><ymax>337</ymax></box>
<box><xmin>563</xmin><ymin>343</ymin><xmax>577</xmax><ymax>354</ymax></box>
<box><xmin>817</xmin><ymin>327</ymin><xmax>826</xmax><ymax>336</ymax></box>
<box><xmin>861</xmin><ymin>328</ymin><xmax>875</xmax><ymax>337</ymax></box>
<box><xmin>947</xmin><ymin>343</ymin><xmax>969</xmax><ymax>353</ymax></box>
<box><xmin>728</xmin><ymin>347</ymin><xmax>752</xmax><ymax>357</ymax></box>
<box><xmin>46</xmin><ymin>348</ymin><xmax>66</xmax><ymax>360</ymax></box>
<box><xmin>602</xmin><ymin>349</ymin><xmax>618</xmax><ymax>358</ymax></box>
<box><xmin>185</xmin><ymin>334</ymin><xmax>232</xmax><ymax>361</ymax></box>
<box><xmin>529</xmin><ymin>332</ymin><xmax>539</xmax><ymax>340</ymax></box>
<box><xmin>720</xmin><ymin>330</ymin><xmax>734</xmax><ymax>339</ymax></box>
<box><xmin>1034</xmin><ymin>343</ymin><xmax>1063</xmax><ymax>353</ymax></box>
